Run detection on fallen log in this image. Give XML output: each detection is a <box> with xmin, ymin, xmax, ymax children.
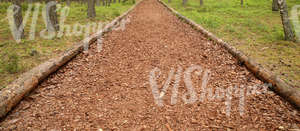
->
<box><xmin>0</xmin><ymin>0</ymin><xmax>144</xmax><ymax>118</ymax></box>
<box><xmin>158</xmin><ymin>0</ymin><xmax>300</xmax><ymax>110</ymax></box>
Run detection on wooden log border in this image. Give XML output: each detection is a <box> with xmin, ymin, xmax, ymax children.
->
<box><xmin>0</xmin><ymin>0</ymin><xmax>144</xmax><ymax>118</ymax></box>
<box><xmin>158</xmin><ymin>0</ymin><xmax>300</xmax><ymax>110</ymax></box>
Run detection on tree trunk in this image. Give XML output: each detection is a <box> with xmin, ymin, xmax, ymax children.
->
<box><xmin>168</xmin><ymin>0</ymin><xmax>171</xmax><ymax>3</ymax></box>
<box><xmin>102</xmin><ymin>0</ymin><xmax>106</xmax><ymax>6</ymax></box>
<box><xmin>107</xmin><ymin>0</ymin><xmax>111</xmax><ymax>6</ymax></box>
<box><xmin>12</xmin><ymin>0</ymin><xmax>25</xmax><ymax>39</ymax></box>
<box><xmin>87</xmin><ymin>0</ymin><xmax>96</xmax><ymax>18</ymax></box>
<box><xmin>66</xmin><ymin>0</ymin><xmax>71</xmax><ymax>6</ymax></box>
<box><xmin>200</xmin><ymin>0</ymin><xmax>203</xmax><ymax>6</ymax></box>
<box><xmin>27</xmin><ymin>0</ymin><xmax>33</xmax><ymax>3</ymax></box>
<box><xmin>96</xmin><ymin>0</ymin><xmax>100</xmax><ymax>6</ymax></box>
<box><xmin>278</xmin><ymin>0</ymin><xmax>295</xmax><ymax>41</ymax></box>
<box><xmin>272</xmin><ymin>0</ymin><xmax>279</xmax><ymax>11</ymax></box>
<box><xmin>241</xmin><ymin>0</ymin><xmax>243</xmax><ymax>6</ymax></box>
<box><xmin>182</xmin><ymin>0</ymin><xmax>187</xmax><ymax>6</ymax></box>
<box><xmin>45</xmin><ymin>0</ymin><xmax>59</xmax><ymax>31</ymax></box>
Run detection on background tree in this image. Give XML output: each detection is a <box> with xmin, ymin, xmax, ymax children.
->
<box><xmin>278</xmin><ymin>0</ymin><xmax>295</xmax><ymax>41</ymax></box>
<box><xmin>182</xmin><ymin>0</ymin><xmax>187</xmax><ymax>6</ymax></box>
<box><xmin>102</xmin><ymin>0</ymin><xmax>106</xmax><ymax>6</ymax></box>
<box><xmin>107</xmin><ymin>0</ymin><xmax>112</xmax><ymax>6</ymax></box>
<box><xmin>241</xmin><ymin>0</ymin><xmax>243</xmax><ymax>6</ymax></box>
<box><xmin>80</xmin><ymin>0</ymin><xmax>85</xmax><ymax>4</ymax></box>
<box><xmin>27</xmin><ymin>0</ymin><xmax>34</xmax><ymax>3</ymax></box>
<box><xmin>87</xmin><ymin>0</ymin><xmax>96</xmax><ymax>18</ymax></box>
<box><xmin>272</xmin><ymin>0</ymin><xmax>279</xmax><ymax>11</ymax></box>
<box><xmin>12</xmin><ymin>0</ymin><xmax>25</xmax><ymax>39</ymax></box>
<box><xmin>45</xmin><ymin>0</ymin><xmax>59</xmax><ymax>31</ymax></box>
<box><xmin>200</xmin><ymin>0</ymin><xmax>203</xmax><ymax>6</ymax></box>
<box><xmin>96</xmin><ymin>0</ymin><xmax>100</xmax><ymax>6</ymax></box>
<box><xmin>66</xmin><ymin>0</ymin><xmax>71</xmax><ymax>6</ymax></box>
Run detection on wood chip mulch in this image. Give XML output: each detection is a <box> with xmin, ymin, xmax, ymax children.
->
<box><xmin>1</xmin><ymin>0</ymin><xmax>299</xmax><ymax>130</ymax></box>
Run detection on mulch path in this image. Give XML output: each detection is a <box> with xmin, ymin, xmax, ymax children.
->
<box><xmin>1</xmin><ymin>0</ymin><xmax>299</xmax><ymax>130</ymax></box>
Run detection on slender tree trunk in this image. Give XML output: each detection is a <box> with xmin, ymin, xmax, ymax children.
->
<box><xmin>80</xmin><ymin>0</ymin><xmax>85</xmax><ymax>4</ymax></box>
<box><xmin>182</xmin><ymin>0</ymin><xmax>187</xmax><ymax>6</ymax></box>
<box><xmin>87</xmin><ymin>0</ymin><xmax>96</xmax><ymax>18</ymax></box>
<box><xmin>45</xmin><ymin>0</ymin><xmax>59</xmax><ymax>31</ymax></box>
<box><xmin>102</xmin><ymin>0</ymin><xmax>106</xmax><ymax>6</ymax></box>
<box><xmin>27</xmin><ymin>0</ymin><xmax>33</xmax><ymax>3</ymax></box>
<box><xmin>278</xmin><ymin>0</ymin><xmax>295</xmax><ymax>41</ymax></box>
<box><xmin>113</xmin><ymin>0</ymin><xmax>116</xmax><ymax>3</ymax></box>
<box><xmin>96</xmin><ymin>0</ymin><xmax>100</xmax><ymax>6</ymax></box>
<box><xmin>66</xmin><ymin>0</ymin><xmax>71</xmax><ymax>6</ymax></box>
<box><xmin>168</xmin><ymin>0</ymin><xmax>171</xmax><ymax>3</ymax></box>
<box><xmin>107</xmin><ymin>0</ymin><xmax>111</xmax><ymax>6</ymax></box>
<box><xmin>12</xmin><ymin>0</ymin><xmax>25</xmax><ymax>39</ymax></box>
<box><xmin>200</xmin><ymin>0</ymin><xmax>203</xmax><ymax>6</ymax></box>
<box><xmin>241</xmin><ymin>0</ymin><xmax>243</xmax><ymax>6</ymax></box>
<box><xmin>272</xmin><ymin>0</ymin><xmax>279</xmax><ymax>11</ymax></box>
<box><xmin>118</xmin><ymin>0</ymin><xmax>120</xmax><ymax>3</ymax></box>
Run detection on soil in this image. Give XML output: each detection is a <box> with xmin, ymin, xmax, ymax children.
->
<box><xmin>0</xmin><ymin>0</ymin><xmax>299</xmax><ymax>130</ymax></box>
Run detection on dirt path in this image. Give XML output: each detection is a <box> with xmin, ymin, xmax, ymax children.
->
<box><xmin>1</xmin><ymin>0</ymin><xmax>299</xmax><ymax>130</ymax></box>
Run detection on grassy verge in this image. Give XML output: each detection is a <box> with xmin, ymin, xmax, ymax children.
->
<box><xmin>163</xmin><ymin>0</ymin><xmax>300</xmax><ymax>87</ymax></box>
<box><xmin>0</xmin><ymin>1</ymin><xmax>135</xmax><ymax>88</ymax></box>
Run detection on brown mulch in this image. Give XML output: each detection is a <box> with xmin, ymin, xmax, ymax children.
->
<box><xmin>1</xmin><ymin>0</ymin><xmax>299</xmax><ymax>130</ymax></box>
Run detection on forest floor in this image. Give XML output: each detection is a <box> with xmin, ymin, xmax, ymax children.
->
<box><xmin>0</xmin><ymin>0</ymin><xmax>299</xmax><ymax>130</ymax></box>
<box><xmin>0</xmin><ymin>1</ymin><xmax>134</xmax><ymax>88</ymax></box>
<box><xmin>163</xmin><ymin>0</ymin><xmax>300</xmax><ymax>88</ymax></box>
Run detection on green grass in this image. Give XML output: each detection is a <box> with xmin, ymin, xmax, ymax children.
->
<box><xmin>0</xmin><ymin>1</ymin><xmax>135</xmax><ymax>87</ymax></box>
<box><xmin>164</xmin><ymin>0</ymin><xmax>300</xmax><ymax>87</ymax></box>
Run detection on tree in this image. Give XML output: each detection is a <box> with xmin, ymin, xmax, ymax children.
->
<box><xmin>200</xmin><ymin>0</ymin><xmax>203</xmax><ymax>6</ymax></box>
<box><xmin>107</xmin><ymin>0</ymin><xmax>111</xmax><ymax>6</ymax></box>
<box><xmin>241</xmin><ymin>0</ymin><xmax>243</xmax><ymax>6</ymax></box>
<box><xmin>168</xmin><ymin>0</ymin><xmax>171</xmax><ymax>3</ymax></box>
<box><xmin>66</xmin><ymin>0</ymin><xmax>71</xmax><ymax>6</ymax></box>
<box><xmin>272</xmin><ymin>0</ymin><xmax>279</xmax><ymax>11</ymax></box>
<box><xmin>45</xmin><ymin>0</ymin><xmax>59</xmax><ymax>31</ymax></box>
<box><xmin>102</xmin><ymin>0</ymin><xmax>106</xmax><ymax>6</ymax></box>
<box><xmin>28</xmin><ymin>0</ymin><xmax>34</xmax><ymax>3</ymax></box>
<box><xmin>96</xmin><ymin>0</ymin><xmax>100</xmax><ymax>6</ymax></box>
<box><xmin>87</xmin><ymin>0</ymin><xmax>96</xmax><ymax>18</ymax></box>
<box><xmin>12</xmin><ymin>0</ymin><xmax>25</xmax><ymax>39</ymax></box>
<box><xmin>278</xmin><ymin>0</ymin><xmax>295</xmax><ymax>41</ymax></box>
<box><xmin>182</xmin><ymin>0</ymin><xmax>187</xmax><ymax>6</ymax></box>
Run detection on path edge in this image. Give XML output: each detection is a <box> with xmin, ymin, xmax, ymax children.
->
<box><xmin>0</xmin><ymin>0</ymin><xmax>143</xmax><ymax>118</ymax></box>
<box><xmin>158</xmin><ymin>0</ymin><xmax>300</xmax><ymax>109</ymax></box>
